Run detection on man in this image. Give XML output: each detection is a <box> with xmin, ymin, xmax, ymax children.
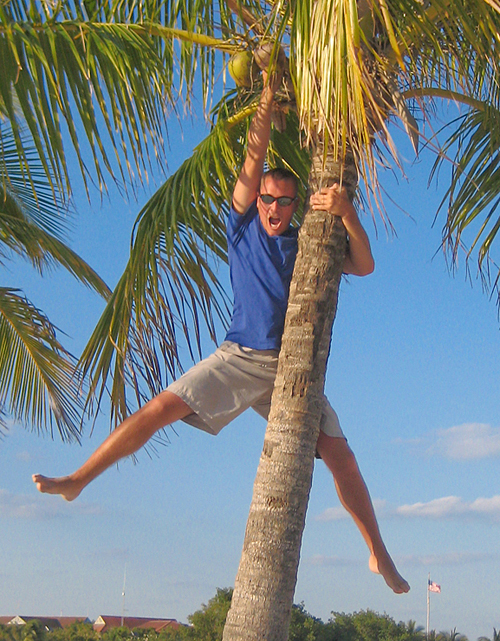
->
<box><xmin>33</xmin><ymin>70</ymin><xmax>409</xmax><ymax>595</ymax></box>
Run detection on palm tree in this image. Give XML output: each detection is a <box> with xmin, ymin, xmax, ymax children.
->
<box><xmin>436</xmin><ymin>629</ymin><xmax>468</xmax><ymax>641</ymax></box>
<box><xmin>405</xmin><ymin>620</ymin><xmax>426</xmax><ymax>641</ymax></box>
<box><xmin>479</xmin><ymin>628</ymin><xmax>500</xmax><ymax>641</ymax></box>
<box><xmin>4</xmin><ymin>0</ymin><xmax>500</xmax><ymax>638</ymax></box>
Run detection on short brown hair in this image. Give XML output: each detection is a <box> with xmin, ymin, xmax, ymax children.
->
<box><xmin>261</xmin><ymin>168</ymin><xmax>299</xmax><ymax>195</ymax></box>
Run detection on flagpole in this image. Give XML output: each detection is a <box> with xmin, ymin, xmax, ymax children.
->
<box><xmin>121</xmin><ymin>564</ymin><xmax>127</xmax><ymax>627</ymax></box>
<box><xmin>426</xmin><ymin>573</ymin><xmax>430</xmax><ymax>639</ymax></box>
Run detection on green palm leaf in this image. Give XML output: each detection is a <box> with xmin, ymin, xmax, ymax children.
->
<box><xmin>278</xmin><ymin>0</ymin><xmax>500</xmax><ymax>206</ymax></box>
<box><xmin>0</xmin><ymin>287</ymin><xmax>83</xmax><ymax>441</ymax></box>
<box><xmin>0</xmin><ymin>119</ymin><xmax>110</xmax><ymax>436</ymax></box>
<box><xmin>0</xmin><ymin>119</ymin><xmax>68</xmax><ymax>237</ymax></box>
<box><xmin>0</xmin><ymin>0</ymin><xmax>239</xmax><ymax>196</ymax></box>
<box><xmin>1</xmin><ymin>120</ymin><xmax>111</xmax><ymax>297</ymax></box>
<box><xmin>432</xmin><ymin>104</ymin><xmax>500</xmax><ymax>277</ymax></box>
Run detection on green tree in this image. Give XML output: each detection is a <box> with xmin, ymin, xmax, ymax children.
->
<box><xmin>0</xmin><ymin>0</ymin><xmax>243</xmax><ymax>429</ymax></box>
<box><xmin>157</xmin><ymin>629</ymin><xmax>186</xmax><ymax>641</ymax></box>
<box><xmin>101</xmin><ymin>627</ymin><xmax>134</xmax><ymax>641</ymax></box>
<box><xmin>49</xmin><ymin>622</ymin><xmax>98</xmax><ymax>641</ymax></box>
<box><xmin>328</xmin><ymin>611</ymin><xmax>426</xmax><ymax>641</ymax></box>
<box><xmin>20</xmin><ymin>621</ymin><xmax>47</xmax><ymax>641</ymax></box>
<box><xmin>0</xmin><ymin>624</ymin><xmax>20</xmax><ymax>641</ymax></box>
<box><xmin>4</xmin><ymin>0</ymin><xmax>500</xmax><ymax>639</ymax></box>
<box><xmin>184</xmin><ymin>587</ymin><xmax>233</xmax><ymax>641</ymax></box>
<box><xmin>436</xmin><ymin>629</ymin><xmax>468</xmax><ymax>641</ymax></box>
<box><xmin>401</xmin><ymin>621</ymin><xmax>425</xmax><ymax>641</ymax></box>
<box><xmin>288</xmin><ymin>603</ymin><xmax>328</xmax><ymax>641</ymax></box>
<box><xmin>328</xmin><ymin>610</ymin><xmax>401</xmax><ymax>641</ymax></box>
<box><xmin>157</xmin><ymin>625</ymin><xmax>190</xmax><ymax>641</ymax></box>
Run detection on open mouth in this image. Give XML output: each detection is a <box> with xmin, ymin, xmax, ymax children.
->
<box><xmin>269</xmin><ymin>216</ymin><xmax>281</xmax><ymax>229</ymax></box>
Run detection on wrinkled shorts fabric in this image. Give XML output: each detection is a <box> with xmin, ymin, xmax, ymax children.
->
<box><xmin>166</xmin><ymin>341</ymin><xmax>344</xmax><ymax>439</ymax></box>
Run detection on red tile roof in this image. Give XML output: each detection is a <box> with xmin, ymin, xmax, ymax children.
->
<box><xmin>56</xmin><ymin>618</ymin><xmax>92</xmax><ymax>628</ymax></box>
<box><xmin>93</xmin><ymin>616</ymin><xmax>181</xmax><ymax>633</ymax></box>
<box><xmin>0</xmin><ymin>617</ymin><xmax>90</xmax><ymax>630</ymax></box>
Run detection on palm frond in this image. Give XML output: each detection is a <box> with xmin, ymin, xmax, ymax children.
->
<box><xmin>0</xmin><ymin>1</ymin><xmax>240</xmax><ymax>196</ymax></box>
<box><xmin>279</xmin><ymin>0</ymin><xmax>500</xmax><ymax>214</ymax></box>
<box><xmin>285</xmin><ymin>0</ymin><xmax>407</xmax><ymax>210</ymax></box>
<box><xmin>0</xmin><ymin>287</ymin><xmax>83</xmax><ymax>441</ymax></box>
<box><xmin>0</xmin><ymin>119</ymin><xmax>70</xmax><ymax>235</ymax></box>
<box><xmin>0</xmin><ymin>210</ymin><xmax>112</xmax><ymax>298</ymax></box>
<box><xmin>431</xmin><ymin>104</ymin><xmax>500</xmax><ymax>280</ymax></box>
<box><xmin>0</xmin><ymin>120</ymin><xmax>111</xmax><ymax>298</ymax></box>
<box><xmin>395</xmin><ymin>0</ymin><xmax>500</xmax><ymax>135</ymax></box>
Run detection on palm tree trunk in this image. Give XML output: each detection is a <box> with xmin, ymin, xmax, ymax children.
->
<box><xmin>222</xmin><ymin>143</ymin><xmax>356</xmax><ymax>641</ymax></box>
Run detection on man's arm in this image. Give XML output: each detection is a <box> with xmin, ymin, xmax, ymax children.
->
<box><xmin>232</xmin><ymin>72</ymin><xmax>281</xmax><ymax>215</ymax></box>
<box><xmin>310</xmin><ymin>184</ymin><xmax>374</xmax><ymax>276</ymax></box>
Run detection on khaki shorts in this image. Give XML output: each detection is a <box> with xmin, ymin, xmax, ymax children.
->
<box><xmin>167</xmin><ymin>341</ymin><xmax>344</xmax><ymax>438</ymax></box>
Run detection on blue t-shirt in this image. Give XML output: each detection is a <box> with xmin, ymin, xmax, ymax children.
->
<box><xmin>225</xmin><ymin>202</ymin><xmax>299</xmax><ymax>350</ymax></box>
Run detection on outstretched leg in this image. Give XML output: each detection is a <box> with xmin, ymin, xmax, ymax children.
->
<box><xmin>33</xmin><ymin>391</ymin><xmax>193</xmax><ymax>501</ymax></box>
<box><xmin>316</xmin><ymin>431</ymin><xmax>410</xmax><ymax>594</ymax></box>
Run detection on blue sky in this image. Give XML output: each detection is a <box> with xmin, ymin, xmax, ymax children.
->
<box><xmin>1</xmin><ymin>105</ymin><xmax>499</xmax><ymax>639</ymax></box>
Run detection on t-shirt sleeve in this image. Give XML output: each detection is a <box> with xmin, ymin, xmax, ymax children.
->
<box><xmin>227</xmin><ymin>201</ymin><xmax>257</xmax><ymax>246</ymax></box>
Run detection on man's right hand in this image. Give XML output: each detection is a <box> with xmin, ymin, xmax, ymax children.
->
<box><xmin>262</xmin><ymin>67</ymin><xmax>283</xmax><ymax>95</ymax></box>
<box><xmin>231</xmin><ymin>66</ymin><xmax>282</xmax><ymax>215</ymax></box>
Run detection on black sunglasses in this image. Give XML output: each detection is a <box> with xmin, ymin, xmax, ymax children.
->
<box><xmin>258</xmin><ymin>193</ymin><xmax>297</xmax><ymax>207</ymax></box>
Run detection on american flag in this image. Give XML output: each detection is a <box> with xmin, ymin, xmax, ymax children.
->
<box><xmin>428</xmin><ymin>580</ymin><xmax>441</xmax><ymax>593</ymax></box>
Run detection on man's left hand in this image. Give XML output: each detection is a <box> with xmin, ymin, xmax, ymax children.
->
<box><xmin>309</xmin><ymin>184</ymin><xmax>356</xmax><ymax>220</ymax></box>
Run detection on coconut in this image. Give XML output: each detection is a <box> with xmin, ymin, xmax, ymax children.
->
<box><xmin>228</xmin><ymin>51</ymin><xmax>254</xmax><ymax>87</ymax></box>
<box><xmin>254</xmin><ymin>42</ymin><xmax>286</xmax><ymax>73</ymax></box>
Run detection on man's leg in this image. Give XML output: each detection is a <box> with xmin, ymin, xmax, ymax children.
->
<box><xmin>33</xmin><ymin>391</ymin><xmax>192</xmax><ymax>501</ymax></box>
<box><xmin>316</xmin><ymin>431</ymin><xmax>410</xmax><ymax>594</ymax></box>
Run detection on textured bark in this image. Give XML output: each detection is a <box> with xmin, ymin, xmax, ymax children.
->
<box><xmin>222</xmin><ymin>145</ymin><xmax>357</xmax><ymax>641</ymax></box>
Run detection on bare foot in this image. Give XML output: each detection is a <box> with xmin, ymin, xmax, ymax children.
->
<box><xmin>369</xmin><ymin>552</ymin><xmax>410</xmax><ymax>594</ymax></box>
<box><xmin>32</xmin><ymin>474</ymin><xmax>82</xmax><ymax>502</ymax></box>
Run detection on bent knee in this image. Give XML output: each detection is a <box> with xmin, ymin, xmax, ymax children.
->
<box><xmin>149</xmin><ymin>391</ymin><xmax>193</xmax><ymax>426</ymax></box>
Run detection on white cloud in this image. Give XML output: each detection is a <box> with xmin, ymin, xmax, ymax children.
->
<box><xmin>316</xmin><ymin>495</ymin><xmax>500</xmax><ymax>522</ymax></box>
<box><xmin>315</xmin><ymin>506</ymin><xmax>349</xmax><ymax>522</ymax></box>
<box><xmin>396</xmin><ymin>423</ymin><xmax>500</xmax><ymax>460</ymax></box>
<box><xmin>396</xmin><ymin>495</ymin><xmax>500</xmax><ymax>520</ymax></box>
<box><xmin>0</xmin><ymin>488</ymin><xmax>103</xmax><ymax>520</ymax></box>
<box><xmin>429</xmin><ymin>423</ymin><xmax>500</xmax><ymax>460</ymax></box>
<box><xmin>396</xmin><ymin>496</ymin><xmax>465</xmax><ymax>518</ymax></box>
